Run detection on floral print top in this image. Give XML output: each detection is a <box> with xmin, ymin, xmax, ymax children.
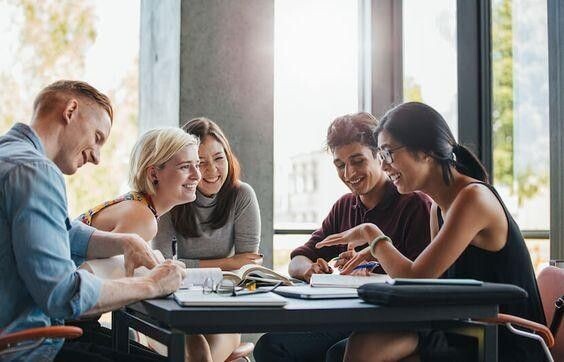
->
<box><xmin>78</xmin><ymin>191</ymin><xmax>158</xmax><ymax>226</ymax></box>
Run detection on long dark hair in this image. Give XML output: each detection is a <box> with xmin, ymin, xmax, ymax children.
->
<box><xmin>376</xmin><ymin>102</ymin><xmax>488</xmax><ymax>185</ymax></box>
<box><xmin>170</xmin><ymin>117</ymin><xmax>241</xmax><ymax>237</ymax></box>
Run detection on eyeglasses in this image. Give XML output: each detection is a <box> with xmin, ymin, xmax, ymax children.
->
<box><xmin>202</xmin><ymin>277</ymin><xmax>283</xmax><ymax>297</ymax></box>
<box><xmin>376</xmin><ymin>145</ymin><xmax>405</xmax><ymax>164</ymax></box>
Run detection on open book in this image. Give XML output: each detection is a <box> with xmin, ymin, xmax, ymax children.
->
<box><xmin>222</xmin><ymin>264</ymin><xmax>294</xmax><ymax>286</ymax></box>
<box><xmin>80</xmin><ymin>255</ymin><xmax>294</xmax><ymax>287</ymax></box>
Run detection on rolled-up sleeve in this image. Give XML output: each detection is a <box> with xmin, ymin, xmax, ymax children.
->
<box><xmin>5</xmin><ymin>162</ymin><xmax>102</xmax><ymax>319</ymax></box>
<box><xmin>69</xmin><ymin>220</ymin><xmax>95</xmax><ymax>266</ymax></box>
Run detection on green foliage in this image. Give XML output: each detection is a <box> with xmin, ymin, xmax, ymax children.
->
<box><xmin>491</xmin><ymin>0</ymin><xmax>549</xmax><ymax>206</ymax></box>
<box><xmin>0</xmin><ymin>0</ymin><xmax>138</xmax><ymax>216</ymax></box>
<box><xmin>492</xmin><ymin>0</ymin><xmax>514</xmax><ymax>188</ymax></box>
<box><xmin>516</xmin><ymin>167</ymin><xmax>548</xmax><ymax>206</ymax></box>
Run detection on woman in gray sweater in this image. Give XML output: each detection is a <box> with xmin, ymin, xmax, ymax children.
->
<box><xmin>153</xmin><ymin>117</ymin><xmax>261</xmax><ymax>361</ymax></box>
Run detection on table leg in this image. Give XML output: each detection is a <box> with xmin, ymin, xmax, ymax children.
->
<box><xmin>481</xmin><ymin>323</ymin><xmax>498</xmax><ymax>362</ymax></box>
<box><xmin>111</xmin><ymin>309</ymin><xmax>130</xmax><ymax>353</ymax></box>
<box><xmin>435</xmin><ymin>320</ymin><xmax>498</xmax><ymax>362</ymax></box>
<box><xmin>168</xmin><ymin>330</ymin><xmax>186</xmax><ymax>362</ymax></box>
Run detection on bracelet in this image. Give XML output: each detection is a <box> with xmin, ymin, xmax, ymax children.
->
<box><xmin>369</xmin><ymin>235</ymin><xmax>391</xmax><ymax>258</ymax></box>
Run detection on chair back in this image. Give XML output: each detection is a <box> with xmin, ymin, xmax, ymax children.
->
<box><xmin>537</xmin><ymin>266</ymin><xmax>564</xmax><ymax>360</ymax></box>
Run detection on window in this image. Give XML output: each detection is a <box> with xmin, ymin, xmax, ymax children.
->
<box><xmin>273</xmin><ymin>0</ymin><xmax>359</xmax><ymax>272</ymax></box>
<box><xmin>491</xmin><ymin>0</ymin><xmax>550</xmax><ymax>271</ymax></box>
<box><xmin>0</xmin><ymin>0</ymin><xmax>140</xmax><ymax>217</ymax></box>
<box><xmin>403</xmin><ymin>0</ymin><xmax>458</xmax><ymax>136</ymax></box>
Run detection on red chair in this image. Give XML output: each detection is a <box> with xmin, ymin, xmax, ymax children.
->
<box><xmin>480</xmin><ymin>266</ymin><xmax>564</xmax><ymax>362</ymax></box>
<box><xmin>225</xmin><ymin>342</ymin><xmax>254</xmax><ymax>362</ymax></box>
<box><xmin>0</xmin><ymin>326</ymin><xmax>83</xmax><ymax>357</ymax></box>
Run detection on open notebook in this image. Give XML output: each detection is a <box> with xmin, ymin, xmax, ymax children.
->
<box><xmin>173</xmin><ymin>289</ymin><xmax>287</xmax><ymax>307</ymax></box>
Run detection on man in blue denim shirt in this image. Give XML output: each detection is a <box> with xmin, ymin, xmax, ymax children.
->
<box><xmin>0</xmin><ymin>81</ymin><xmax>186</xmax><ymax>361</ymax></box>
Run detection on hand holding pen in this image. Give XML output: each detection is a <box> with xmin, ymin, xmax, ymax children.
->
<box><xmin>331</xmin><ymin>250</ymin><xmax>357</xmax><ymax>271</ymax></box>
<box><xmin>339</xmin><ymin>246</ymin><xmax>378</xmax><ymax>275</ymax></box>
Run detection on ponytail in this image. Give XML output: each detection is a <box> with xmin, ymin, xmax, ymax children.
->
<box><xmin>452</xmin><ymin>144</ymin><xmax>489</xmax><ymax>183</ymax></box>
<box><xmin>377</xmin><ymin>102</ymin><xmax>489</xmax><ymax>186</ymax></box>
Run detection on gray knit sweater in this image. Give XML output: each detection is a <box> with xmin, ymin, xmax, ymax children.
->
<box><xmin>152</xmin><ymin>182</ymin><xmax>261</xmax><ymax>268</ymax></box>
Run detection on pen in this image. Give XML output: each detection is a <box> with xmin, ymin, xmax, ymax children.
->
<box><xmin>171</xmin><ymin>236</ymin><xmax>177</xmax><ymax>260</ymax></box>
<box><xmin>352</xmin><ymin>261</ymin><xmax>379</xmax><ymax>271</ymax></box>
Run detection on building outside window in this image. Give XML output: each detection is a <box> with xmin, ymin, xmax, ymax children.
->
<box><xmin>273</xmin><ymin>0</ymin><xmax>358</xmax><ymax>272</ymax></box>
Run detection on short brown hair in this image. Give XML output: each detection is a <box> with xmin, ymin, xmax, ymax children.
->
<box><xmin>326</xmin><ymin>112</ymin><xmax>378</xmax><ymax>154</ymax></box>
<box><xmin>33</xmin><ymin>80</ymin><xmax>113</xmax><ymax>122</ymax></box>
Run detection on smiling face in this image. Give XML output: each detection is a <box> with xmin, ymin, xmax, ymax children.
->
<box><xmin>332</xmin><ymin>142</ymin><xmax>388</xmax><ymax>202</ymax></box>
<box><xmin>377</xmin><ymin>130</ymin><xmax>431</xmax><ymax>193</ymax></box>
<box><xmin>197</xmin><ymin>135</ymin><xmax>228</xmax><ymax>197</ymax></box>
<box><xmin>154</xmin><ymin>144</ymin><xmax>201</xmax><ymax>205</ymax></box>
<box><xmin>55</xmin><ymin>101</ymin><xmax>111</xmax><ymax>175</ymax></box>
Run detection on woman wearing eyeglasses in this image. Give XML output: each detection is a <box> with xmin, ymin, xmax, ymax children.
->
<box><xmin>316</xmin><ymin>102</ymin><xmax>545</xmax><ymax>362</ymax></box>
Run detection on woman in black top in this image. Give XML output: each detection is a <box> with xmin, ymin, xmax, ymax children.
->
<box><xmin>316</xmin><ymin>102</ymin><xmax>545</xmax><ymax>362</ymax></box>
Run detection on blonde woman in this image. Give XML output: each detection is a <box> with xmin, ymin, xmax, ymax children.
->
<box><xmin>79</xmin><ymin>127</ymin><xmax>216</xmax><ymax>361</ymax></box>
<box><xmin>79</xmin><ymin>127</ymin><xmax>201</xmax><ymax>242</ymax></box>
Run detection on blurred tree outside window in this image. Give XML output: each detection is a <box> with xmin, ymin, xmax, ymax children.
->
<box><xmin>491</xmin><ymin>0</ymin><xmax>550</xmax><ymax>270</ymax></box>
<box><xmin>403</xmin><ymin>0</ymin><xmax>458</xmax><ymax>137</ymax></box>
<box><xmin>0</xmin><ymin>0</ymin><xmax>139</xmax><ymax>217</ymax></box>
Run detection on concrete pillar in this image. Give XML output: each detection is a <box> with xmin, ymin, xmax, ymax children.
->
<box><xmin>139</xmin><ymin>0</ymin><xmax>181</xmax><ymax>130</ymax></box>
<box><xmin>140</xmin><ymin>0</ymin><xmax>275</xmax><ymax>267</ymax></box>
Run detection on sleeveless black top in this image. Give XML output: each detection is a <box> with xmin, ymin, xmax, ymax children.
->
<box><xmin>438</xmin><ymin>182</ymin><xmax>545</xmax><ymax>361</ymax></box>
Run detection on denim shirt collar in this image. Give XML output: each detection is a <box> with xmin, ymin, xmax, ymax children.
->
<box><xmin>8</xmin><ymin>122</ymin><xmax>46</xmax><ymax>156</ymax></box>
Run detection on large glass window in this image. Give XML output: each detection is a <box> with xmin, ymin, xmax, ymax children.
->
<box><xmin>491</xmin><ymin>0</ymin><xmax>549</xmax><ymax>271</ymax></box>
<box><xmin>0</xmin><ymin>0</ymin><xmax>140</xmax><ymax>217</ymax></box>
<box><xmin>403</xmin><ymin>0</ymin><xmax>458</xmax><ymax>137</ymax></box>
<box><xmin>273</xmin><ymin>0</ymin><xmax>359</xmax><ymax>272</ymax></box>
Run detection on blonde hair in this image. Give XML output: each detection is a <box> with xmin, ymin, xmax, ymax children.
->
<box><xmin>129</xmin><ymin>127</ymin><xmax>199</xmax><ymax>195</ymax></box>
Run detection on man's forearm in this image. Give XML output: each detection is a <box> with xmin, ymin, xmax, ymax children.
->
<box><xmin>82</xmin><ymin>277</ymin><xmax>155</xmax><ymax>316</ymax></box>
<box><xmin>86</xmin><ymin>230</ymin><xmax>126</xmax><ymax>259</ymax></box>
<box><xmin>288</xmin><ymin>255</ymin><xmax>313</xmax><ymax>280</ymax></box>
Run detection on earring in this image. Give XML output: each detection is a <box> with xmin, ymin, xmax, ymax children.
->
<box><xmin>153</xmin><ymin>179</ymin><xmax>159</xmax><ymax>185</ymax></box>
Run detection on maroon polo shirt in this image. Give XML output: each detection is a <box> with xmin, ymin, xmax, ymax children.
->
<box><xmin>291</xmin><ymin>181</ymin><xmax>432</xmax><ymax>273</ymax></box>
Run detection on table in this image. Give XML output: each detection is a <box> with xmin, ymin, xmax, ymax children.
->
<box><xmin>112</xmin><ymin>296</ymin><xmax>500</xmax><ymax>361</ymax></box>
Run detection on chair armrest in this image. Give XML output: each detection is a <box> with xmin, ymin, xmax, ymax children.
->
<box><xmin>480</xmin><ymin>313</ymin><xmax>554</xmax><ymax>348</ymax></box>
<box><xmin>0</xmin><ymin>326</ymin><xmax>83</xmax><ymax>350</ymax></box>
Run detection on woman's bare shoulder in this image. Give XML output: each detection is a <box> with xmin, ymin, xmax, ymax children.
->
<box><xmin>108</xmin><ymin>201</ymin><xmax>158</xmax><ymax>240</ymax></box>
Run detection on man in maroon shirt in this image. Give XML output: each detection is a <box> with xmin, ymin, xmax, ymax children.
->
<box><xmin>289</xmin><ymin>112</ymin><xmax>431</xmax><ymax>281</ymax></box>
<box><xmin>254</xmin><ymin>112</ymin><xmax>431</xmax><ymax>362</ymax></box>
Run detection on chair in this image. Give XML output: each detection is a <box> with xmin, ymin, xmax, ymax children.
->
<box><xmin>480</xmin><ymin>266</ymin><xmax>564</xmax><ymax>362</ymax></box>
<box><xmin>0</xmin><ymin>326</ymin><xmax>83</xmax><ymax>357</ymax></box>
<box><xmin>225</xmin><ymin>342</ymin><xmax>254</xmax><ymax>362</ymax></box>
